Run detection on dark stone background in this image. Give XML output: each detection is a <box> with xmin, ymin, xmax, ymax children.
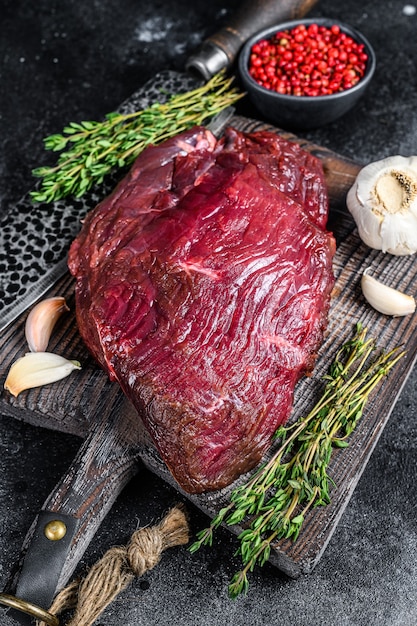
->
<box><xmin>1</xmin><ymin>1</ymin><xmax>417</xmax><ymax>624</ymax></box>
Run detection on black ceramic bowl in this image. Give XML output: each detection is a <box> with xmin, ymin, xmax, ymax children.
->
<box><xmin>238</xmin><ymin>18</ymin><xmax>376</xmax><ymax>130</ymax></box>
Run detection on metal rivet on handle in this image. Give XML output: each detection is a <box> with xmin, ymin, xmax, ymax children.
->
<box><xmin>44</xmin><ymin>519</ymin><xmax>67</xmax><ymax>541</ymax></box>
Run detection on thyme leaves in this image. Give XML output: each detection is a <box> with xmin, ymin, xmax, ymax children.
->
<box><xmin>30</xmin><ymin>72</ymin><xmax>243</xmax><ymax>204</ymax></box>
<box><xmin>190</xmin><ymin>324</ymin><xmax>405</xmax><ymax>598</ymax></box>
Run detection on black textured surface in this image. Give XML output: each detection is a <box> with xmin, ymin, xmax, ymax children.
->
<box><xmin>1</xmin><ymin>1</ymin><xmax>417</xmax><ymax>624</ymax></box>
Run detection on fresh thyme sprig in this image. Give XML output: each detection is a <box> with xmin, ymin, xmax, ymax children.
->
<box><xmin>30</xmin><ymin>71</ymin><xmax>244</xmax><ymax>204</ymax></box>
<box><xmin>190</xmin><ymin>324</ymin><xmax>405</xmax><ymax>598</ymax></box>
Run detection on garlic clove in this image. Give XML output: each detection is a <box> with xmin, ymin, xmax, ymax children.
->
<box><xmin>25</xmin><ymin>297</ymin><xmax>70</xmax><ymax>352</ymax></box>
<box><xmin>4</xmin><ymin>352</ymin><xmax>81</xmax><ymax>397</ymax></box>
<box><xmin>361</xmin><ymin>270</ymin><xmax>416</xmax><ymax>316</ymax></box>
<box><xmin>379</xmin><ymin>210</ymin><xmax>417</xmax><ymax>256</ymax></box>
<box><xmin>347</xmin><ymin>155</ymin><xmax>417</xmax><ymax>256</ymax></box>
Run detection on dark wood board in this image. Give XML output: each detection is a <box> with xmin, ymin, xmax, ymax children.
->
<box><xmin>0</xmin><ymin>115</ymin><xmax>415</xmax><ymax>587</ymax></box>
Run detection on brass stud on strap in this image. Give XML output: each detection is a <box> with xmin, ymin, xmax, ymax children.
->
<box><xmin>0</xmin><ymin>592</ymin><xmax>59</xmax><ymax>626</ymax></box>
<box><xmin>44</xmin><ymin>519</ymin><xmax>67</xmax><ymax>541</ymax></box>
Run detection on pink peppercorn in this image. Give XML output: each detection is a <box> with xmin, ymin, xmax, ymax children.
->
<box><xmin>248</xmin><ymin>23</ymin><xmax>368</xmax><ymax>97</ymax></box>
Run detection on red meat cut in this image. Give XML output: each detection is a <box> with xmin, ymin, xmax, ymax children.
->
<box><xmin>68</xmin><ymin>126</ymin><xmax>336</xmax><ymax>494</ymax></box>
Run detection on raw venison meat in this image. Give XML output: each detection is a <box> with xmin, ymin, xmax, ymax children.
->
<box><xmin>68</xmin><ymin>126</ymin><xmax>336</xmax><ymax>494</ymax></box>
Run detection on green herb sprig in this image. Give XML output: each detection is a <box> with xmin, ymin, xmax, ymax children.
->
<box><xmin>30</xmin><ymin>71</ymin><xmax>244</xmax><ymax>204</ymax></box>
<box><xmin>190</xmin><ymin>324</ymin><xmax>405</xmax><ymax>598</ymax></box>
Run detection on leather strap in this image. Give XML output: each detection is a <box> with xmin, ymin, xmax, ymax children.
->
<box><xmin>6</xmin><ymin>510</ymin><xmax>79</xmax><ymax>625</ymax></box>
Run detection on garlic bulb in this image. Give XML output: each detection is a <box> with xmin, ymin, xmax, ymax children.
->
<box><xmin>361</xmin><ymin>269</ymin><xmax>416</xmax><ymax>316</ymax></box>
<box><xmin>4</xmin><ymin>352</ymin><xmax>81</xmax><ymax>397</ymax></box>
<box><xmin>25</xmin><ymin>296</ymin><xmax>69</xmax><ymax>352</ymax></box>
<box><xmin>347</xmin><ymin>155</ymin><xmax>417</xmax><ymax>255</ymax></box>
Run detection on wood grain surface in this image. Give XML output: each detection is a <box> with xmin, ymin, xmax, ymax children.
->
<box><xmin>0</xmin><ymin>115</ymin><xmax>415</xmax><ymax>592</ymax></box>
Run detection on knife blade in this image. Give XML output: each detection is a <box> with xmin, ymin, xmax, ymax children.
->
<box><xmin>0</xmin><ymin>0</ymin><xmax>318</xmax><ymax>333</ymax></box>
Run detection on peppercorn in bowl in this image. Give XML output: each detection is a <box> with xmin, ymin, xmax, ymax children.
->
<box><xmin>238</xmin><ymin>18</ymin><xmax>376</xmax><ymax>130</ymax></box>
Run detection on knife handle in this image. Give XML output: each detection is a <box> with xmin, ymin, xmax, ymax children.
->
<box><xmin>186</xmin><ymin>0</ymin><xmax>319</xmax><ymax>79</ymax></box>
<box><xmin>4</xmin><ymin>398</ymin><xmax>143</xmax><ymax>623</ymax></box>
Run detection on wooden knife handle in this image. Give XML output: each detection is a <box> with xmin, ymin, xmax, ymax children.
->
<box><xmin>210</xmin><ymin>0</ymin><xmax>319</xmax><ymax>56</ymax></box>
<box><xmin>187</xmin><ymin>0</ymin><xmax>319</xmax><ymax>79</ymax></box>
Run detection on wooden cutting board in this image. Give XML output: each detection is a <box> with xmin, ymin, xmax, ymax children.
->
<box><xmin>1</xmin><ymin>115</ymin><xmax>416</xmax><ymax>588</ymax></box>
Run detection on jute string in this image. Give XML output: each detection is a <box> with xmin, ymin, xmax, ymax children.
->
<box><xmin>37</xmin><ymin>504</ymin><xmax>189</xmax><ymax>626</ymax></box>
